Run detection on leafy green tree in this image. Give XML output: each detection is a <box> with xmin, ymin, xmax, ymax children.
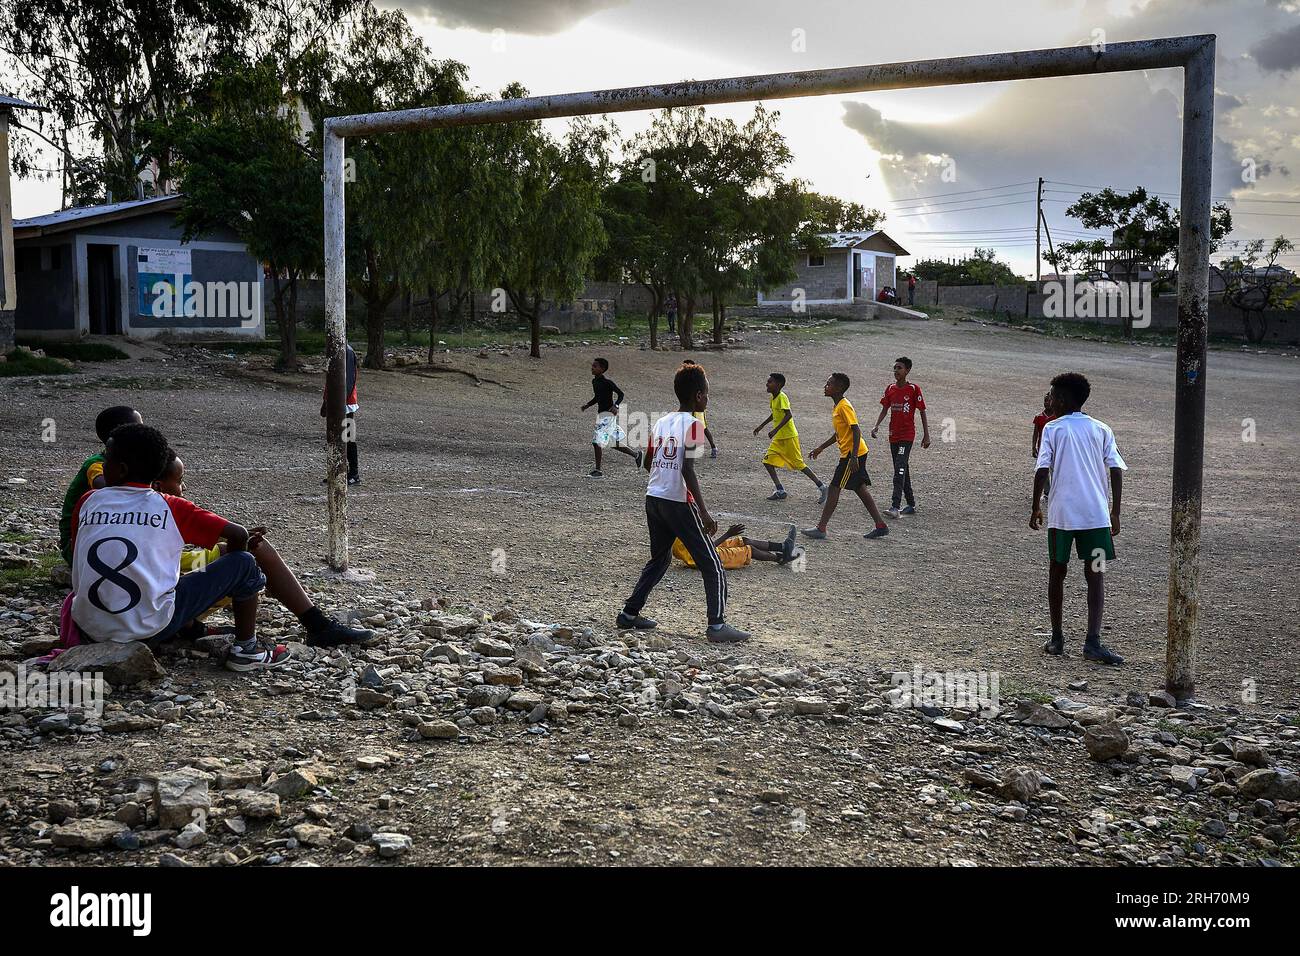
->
<box><xmin>914</xmin><ymin>248</ymin><xmax>1020</xmax><ymax>286</ymax></box>
<box><xmin>1219</xmin><ymin>236</ymin><xmax>1298</xmax><ymax>342</ymax></box>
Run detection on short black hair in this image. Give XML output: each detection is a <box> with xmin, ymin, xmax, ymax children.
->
<box><xmin>1051</xmin><ymin>372</ymin><xmax>1091</xmax><ymax>408</ymax></box>
<box><xmin>769</xmin><ymin>372</ymin><xmax>786</xmax><ymax>387</ymax></box>
<box><xmin>674</xmin><ymin>362</ymin><xmax>708</xmax><ymax>405</ymax></box>
<box><xmin>106</xmin><ymin>424</ymin><xmax>172</xmax><ymax>484</ymax></box>
<box><xmin>95</xmin><ymin>406</ymin><xmax>140</xmax><ymax>444</ymax></box>
<box><xmin>160</xmin><ymin>447</ymin><xmax>182</xmax><ymax>478</ymax></box>
<box><xmin>593</xmin><ymin>357</ymin><xmax>609</xmax><ymax>372</ymax></box>
<box><xmin>895</xmin><ymin>357</ymin><xmax>913</xmax><ymax>370</ymax></box>
<box><xmin>830</xmin><ymin>372</ymin><xmax>850</xmax><ymax>391</ymax></box>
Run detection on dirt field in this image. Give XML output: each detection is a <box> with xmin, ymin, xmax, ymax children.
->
<box><xmin>2</xmin><ymin>314</ymin><xmax>1298</xmax><ymax>867</ymax></box>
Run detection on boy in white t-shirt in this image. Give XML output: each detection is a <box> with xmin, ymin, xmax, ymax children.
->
<box><xmin>69</xmin><ymin>423</ymin><xmax>291</xmax><ymax>672</ymax></box>
<box><xmin>618</xmin><ymin>362</ymin><xmax>750</xmax><ymax>643</ymax></box>
<box><xmin>1030</xmin><ymin>372</ymin><xmax>1126</xmax><ymax>665</ymax></box>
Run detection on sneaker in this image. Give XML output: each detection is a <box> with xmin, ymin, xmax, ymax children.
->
<box><xmin>635</xmin><ymin>450</ymin><xmax>644</xmax><ymax>468</ymax></box>
<box><xmin>226</xmin><ymin>642</ymin><xmax>292</xmax><ymax>673</ymax></box>
<box><xmin>710</xmin><ymin>447</ymin><xmax>718</xmax><ymax>459</ymax></box>
<box><xmin>767</xmin><ymin>489</ymin><xmax>788</xmax><ymax>501</ymax></box>
<box><xmin>307</xmin><ymin>619</ymin><xmax>377</xmax><ymax>647</ymax></box>
<box><xmin>863</xmin><ymin>525</ymin><xmax>889</xmax><ymax>539</ymax></box>
<box><xmin>616</xmin><ymin>612</ymin><xmax>657</xmax><ymax>630</ymax></box>
<box><xmin>347</xmin><ymin>475</ymin><xmax>361</xmax><ymax>486</ymax></box>
<box><xmin>780</xmin><ymin>524</ymin><xmax>798</xmax><ymax>563</ymax></box>
<box><xmin>588</xmin><ymin>469</ymin><xmax>604</xmax><ymax>479</ymax></box>
<box><xmin>1083</xmin><ymin>639</ymin><xmax>1125</xmax><ymax>666</ymax></box>
<box><xmin>1043</xmin><ymin>634</ymin><xmax>1065</xmax><ymax>655</ymax></box>
<box><xmin>706</xmin><ymin>623</ymin><xmax>750</xmax><ymax>643</ymax></box>
<box><xmin>901</xmin><ymin>505</ymin><xmax>916</xmax><ymax>515</ymax></box>
<box><xmin>801</xmin><ymin>527</ymin><xmax>827</xmax><ymax>540</ymax></box>
<box><xmin>817</xmin><ymin>485</ymin><xmax>829</xmax><ymax>505</ymax></box>
<box><xmin>885</xmin><ymin>507</ymin><xmax>901</xmax><ymax>518</ymax></box>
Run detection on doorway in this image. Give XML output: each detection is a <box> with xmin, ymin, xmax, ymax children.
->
<box><xmin>86</xmin><ymin>244</ymin><xmax>120</xmax><ymax>334</ymax></box>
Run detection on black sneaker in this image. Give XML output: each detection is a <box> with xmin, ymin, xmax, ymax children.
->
<box><xmin>226</xmin><ymin>642</ymin><xmax>292</xmax><ymax>673</ymax></box>
<box><xmin>616</xmin><ymin>612</ymin><xmax>657</xmax><ymax>630</ymax></box>
<box><xmin>863</xmin><ymin>525</ymin><xmax>889</xmax><ymax>539</ymax></box>
<box><xmin>308</xmin><ymin>619</ymin><xmax>378</xmax><ymax>647</ymax></box>
<box><xmin>901</xmin><ymin>504</ymin><xmax>916</xmax><ymax>515</ymax></box>
<box><xmin>588</xmin><ymin>469</ymin><xmax>604</xmax><ymax>479</ymax></box>
<box><xmin>347</xmin><ymin>475</ymin><xmax>361</xmax><ymax>486</ymax></box>
<box><xmin>779</xmin><ymin>524</ymin><xmax>798</xmax><ymax>563</ymax></box>
<box><xmin>1083</xmin><ymin>638</ymin><xmax>1124</xmax><ymax>666</ymax></box>
<box><xmin>706</xmin><ymin>623</ymin><xmax>750</xmax><ymax>643</ymax></box>
<box><xmin>1043</xmin><ymin>634</ymin><xmax>1065</xmax><ymax>655</ymax></box>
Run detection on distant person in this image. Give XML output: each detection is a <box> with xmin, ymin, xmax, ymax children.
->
<box><xmin>1031</xmin><ymin>391</ymin><xmax>1057</xmax><ymax>499</ymax></box>
<box><xmin>870</xmin><ymin>357</ymin><xmax>930</xmax><ymax>517</ymax></box>
<box><xmin>59</xmin><ymin>405</ymin><xmax>143</xmax><ymax>564</ymax></box>
<box><xmin>680</xmin><ymin>360</ymin><xmax>718</xmax><ymax>457</ymax></box>
<box><xmin>618</xmin><ymin>361</ymin><xmax>749</xmax><ymax>643</ymax></box>
<box><xmin>752</xmin><ymin>372</ymin><xmax>826</xmax><ymax>502</ymax></box>
<box><xmin>154</xmin><ymin>451</ymin><xmax>375</xmax><ymax>647</ymax></box>
<box><xmin>907</xmin><ymin>273</ymin><xmax>917</xmax><ymax>306</ymax></box>
<box><xmin>68</xmin><ymin>423</ymin><xmax>290</xmax><ymax>672</ymax></box>
<box><xmin>665</xmin><ymin>293</ymin><xmax>678</xmax><ymax>336</ymax></box>
<box><xmin>673</xmin><ymin>522</ymin><xmax>801</xmax><ymax>569</ymax></box>
<box><xmin>1029</xmin><ymin>372</ymin><xmax>1126</xmax><ymax>665</ymax></box>
<box><xmin>580</xmin><ymin>357</ymin><xmax>642</xmax><ymax>478</ymax></box>
<box><xmin>803</xmin><ymin>372</ymin><xmax>889</xmax><ymax>541</ymax></box>
<box><xmin>320</xmin><ymin>342</ymin><xmax>360</xmax><ymax>485</ymax></box>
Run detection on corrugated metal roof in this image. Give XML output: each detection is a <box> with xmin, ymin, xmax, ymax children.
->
<box><xmin>0</xmin><ymin>94</ymin><xmax>47</xmax><ymax>111</ymax></box>
<box><xmin>818</xmin><ymin>230</ymin><xmax>881</xmax><ymax>248</ymax></box>
<box><xmin>14</xmin><ymin>194</ymin><xmax>184</xmax><ymax>237</ymax></box>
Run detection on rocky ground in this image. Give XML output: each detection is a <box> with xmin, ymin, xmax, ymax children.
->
<box><xmin>1</xmin><ymin>314</ymin><xmax>1297</xmax><ymax>866</ymax></box>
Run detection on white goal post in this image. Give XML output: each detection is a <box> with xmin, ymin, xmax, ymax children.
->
<box><xmin>320</xmin><ymin>36</ymin><xmax>1216</xmax><ymax>698</ymax></box>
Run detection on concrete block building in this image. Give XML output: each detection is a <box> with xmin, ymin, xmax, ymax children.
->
<box><xmin>757</xmin><ymin>230</ymin><xmax>910</xmax><ymax>306</ymax></box>
<box><xmin>13</xmin><ymin>195</ymin><xmax>264</xmax><ymax>342</ymax></box>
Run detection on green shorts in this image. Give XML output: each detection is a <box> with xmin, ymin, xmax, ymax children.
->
<box><xmin>1048</xmin><ymin>527</ymin><xmax>1115</xmax><ymax>565</ymax></box>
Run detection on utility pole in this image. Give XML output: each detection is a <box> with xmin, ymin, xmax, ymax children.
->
<box><xmin>1036</xmin><ymin>177</ymin><xmax>1044</xmax><ymax>282</ymax></box>
<box><xmin>1040</xmin><ymin>208</ymin><xmax>1058</xmax><ymax>279</ymax></box>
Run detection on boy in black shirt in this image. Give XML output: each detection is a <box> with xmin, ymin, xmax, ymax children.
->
<box><xmin>581</xmin><ymin>357</ymin><xmax>642</xmax><ymax>477</ymax></box>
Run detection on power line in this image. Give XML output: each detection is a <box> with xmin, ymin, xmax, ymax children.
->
<box><xmin>890</xmin><ymin>199</ymin><xmax>1034</xmax><ymax>217</ymax></box>
<box><xmin>1045</xmin><ymin>180</ymin><xmax>1300</xmax><ymax>205</ymax></box>
<box><xmin>885</xmin><ymin>181</ymin><xmax>1037</xmax><ymax>204</ymax></box>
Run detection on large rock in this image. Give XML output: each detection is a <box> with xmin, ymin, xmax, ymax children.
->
<box><xmin>1084</xmin><ymin>722</ymin><xmax>1129</xmax><ymax>761</ymax></box>
<box><xmin>372</xmin><ymin>832</ymin><xmax>412</xmax><ymax>858</ymax></box>
<box><xmin>152</xmin><ymin>768</ymin><xmax>212</xmax><ymax>830</ymax></box>
<box><xmin>265</xmin><ymin>768</ymin><xmax>318</xmax><ymax>799</ymax></box>
<box><xmin>51</xmin><ymin>818</ymin><xmax>127</xmax><ymax>850</ymax></box>
<box><xmin>997</xmin><ymin>768</ymin><xmax>1042</xmax><ymax>804</ymax></box>
<box><xmin>50</xmin><ymin>641</ymin><xmax>164</xmax><ymax>685</ymax></box>
<box><xmin>1237</xmin><ymin>769</ymin><xmax>1300</xmax><ymax>802</ymax></box>
<box><xmin>1015</xmin><ymin>701</ymin><xmax>1073</xmax><ymax>729</ymax></box>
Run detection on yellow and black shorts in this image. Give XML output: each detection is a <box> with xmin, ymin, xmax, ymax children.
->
<box><xmin>832</xmin><ymin>454</ymin><xmax>871</xmax><ymax>491</ymax></box>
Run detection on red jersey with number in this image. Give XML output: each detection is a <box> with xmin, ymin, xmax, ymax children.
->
<box><xmin>70</xmin><ymin>484</ymin><xmax>227</xmax><ymax>642</ymax></box>
<box><xmin>880</xmin><ymin>382</ymin><xmax>925</xmax><ymax>442</ymax></box>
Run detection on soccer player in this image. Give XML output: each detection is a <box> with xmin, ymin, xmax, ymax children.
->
<box><xmin>1030</xmin><ymin>372</ymin><xmax>1126</xmax><ymax>665</ymax></box>
<box><xmin>753</xmin><ymin>373</ymin><xmax>826</xmax><ymax>503</ymax></box>
<box><xmin>803</xmin><ymin>373</ymin><xmax>889</xmax><ymax>540</ymax></box>
<box><xmin>580</xmin><ymin>357</ymin><xmax>642</xmax><ymax>477</ymax></box>
<box><xmin>870</xmin><ymin>357</ymin><xmax>930</xmax><ymax>517</ymax></box>
<box><xmin>618</xmin><ymin>362</ymin><xmax>749</xmax><ymax>643</ymax></box>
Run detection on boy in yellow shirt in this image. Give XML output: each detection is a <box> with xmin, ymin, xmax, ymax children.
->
<box><xmin>803</xmin><ymin>373</ymin><xmax>889</xmax><ymax>540</ymax></box>
<box><xmin>752</xmin><ymin>373</ymin><xmax>827</xmax><ymax>503</ymax></box>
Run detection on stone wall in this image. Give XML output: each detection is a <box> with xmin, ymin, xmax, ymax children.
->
<box><xmin>0</xmin><ymin>308</ymin><xmax>13</xmax><ymax>351</ymax></box>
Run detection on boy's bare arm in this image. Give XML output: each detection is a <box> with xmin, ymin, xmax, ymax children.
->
<box><xmin>682</xmin><ymin>458</ymin><xmax>715</xmax><ymax>533</ymax></box>
<box><xmin>753</xmin><ymin>413</ymin><xmax>773</xmax><ymax>435</ymax></box>
<box><xmin>1110</xmin><ymin>468</ymin><xmax>1122</xmax><ymax>535</ymax></box>
<box><xmin>919</xmin><ymin>408</ymin><xmax>931</xmax><ymax>447</ymax></box>
<box><xmin>220</xmin><ymin>521</ymin><xmax>250</xmax><ymax>552</ymax></box>
<box><xmin>810</xmin><ymin>435</ymin><xmax>836</xmax><ymax>458</ymax></box>
<box><xmin>1029</xmin><ymin>468</ymin><xmax>1049</xmax><ymax>528</ymax></box>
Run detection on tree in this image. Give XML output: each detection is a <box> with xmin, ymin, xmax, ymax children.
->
<box><xmin>1</xmin><ymin>0</ymin><xmax>252</xmax><ymax>204</ymax></box>
<box><xmin>326</xmin><ymin>4</ymin><xmax>470</xmax><ymax>369</ymax></box>
<box><xmin>1219</xmin><ymin>236</ymin><xmax>1299</xmax><ymax>343</ymax></box>
<box><xmin>499</xmin><ymin>115</ymin><xmax>609</xmax><ymax>359</ymax></box>
<box><xmin>155</xmin><ymin>58</ymin><xmax>323</xmax><ymax>369</ymax></box>
<box><xmin>1049</xmin><ymin>186</ymin><xmax>1232</xmax><ymax>276</ymax></box>
<box><xmin>799</xmin><ymin>192</ymin><xmax>885</xmax><ymax>235</ymax></box>
<box><xmin>914</xmin><ymin>248</ymin><xmax>1020</xmax><ymax>286</ymax></box>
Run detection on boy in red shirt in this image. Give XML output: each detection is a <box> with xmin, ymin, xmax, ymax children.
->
<box><xmin>69</xmin><ymin>423</ymin><xmax>290</xmax><ymax>672</ymax></box>
<box><xmin>1031</xmin><ymin>391</ymin><xmax>1056</xmax><ymax>498</ymax></box>
<box><xmin>870</xmin><ymin>357</ymin><xmax>930</xmax><ymax>517</ymax></box>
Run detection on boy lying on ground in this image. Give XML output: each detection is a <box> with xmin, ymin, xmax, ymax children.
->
<box><xmin>673</xmin><ymin>523</ymin><xmax>801</xmax><ymax>570</ymax></box>
<box><xmin>153</xmin><ymin>451</ymin><xmax>375</xmax><ymax>648</ymax></box>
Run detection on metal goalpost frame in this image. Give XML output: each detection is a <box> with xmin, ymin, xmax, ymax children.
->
<box><xmin>322</xmin><ymin>35</ymin><xmax>1216</xmax><ymax>697</ymax></box>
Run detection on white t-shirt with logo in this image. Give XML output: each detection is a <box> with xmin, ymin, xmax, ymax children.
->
<box><xmin>1035</xmin><ymin>412</ymin><xmax>1127</xmax><ymax>530</ymax></box>
<box><xmin>646</xmin><ymin>411</ymin><xmax>704</xmax><ymax>502</ymax></box>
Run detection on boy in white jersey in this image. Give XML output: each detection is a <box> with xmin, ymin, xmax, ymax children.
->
<box><xmin>1030</xmin><ymin>372</ymin><xmax>1126</xmax><ymax>665</ymax></box>
<box><xmin>618</xmin><ymin>362</ymin><xmax>749</xmax><ymax>643</ymax></box>
<box><xmin>69</xmin><ymin>423</ymin><xmax>290</xmax><ymax>672</ymax></box>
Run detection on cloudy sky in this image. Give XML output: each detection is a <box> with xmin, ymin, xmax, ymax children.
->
<box><xmin>13</xmin><ymin>0</ymin><xmax>1300</xmax><ymax>275</ymax></box>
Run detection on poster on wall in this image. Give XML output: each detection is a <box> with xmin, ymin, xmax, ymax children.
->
<box><xmin>137</xmin><ymin>247</ymin><xmax>191</xmax><ymax>317</ymax></box>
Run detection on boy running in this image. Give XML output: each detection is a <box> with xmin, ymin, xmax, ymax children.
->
<box><xmin>618</xmin><ymin>362</ymin><xmax>749</xmax><ymax>643</ymax></box>
<box><xmin>580</xmin><ymin>357</ymin><xmax>642</xmax><ymax>478</ymax></box>
<box><xmin>59</xmin><ymin>405</ymin><xmax>142</xmax><ymax>564</ymax></box>
<box><xmin>804</xmin><ymin>373</ymin><xmax>889</xmax><ymax>540</ymax></box>
<box><xmin>1029</xmin><ymin>372</ymin><xmax>1126</xmax><ymax>665</ymax></box>
<box><xmin>69</xmin><ymin>423</ymin><xmax>290</xmax><ymax>672</ymax></box>
<box><xmin>319</xmin><ymin>342</ymin><xmax>360</xmax><ymax>485</ymax></box>
<box><xmin>870</xmin><ymin>357</ymin><xmax>930</xmax><ymax>517</ymax></box>
<box><xmin>752</xmin><ymin>372</ymin><xmax>827</xmax><ymax>503</ymax></box>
